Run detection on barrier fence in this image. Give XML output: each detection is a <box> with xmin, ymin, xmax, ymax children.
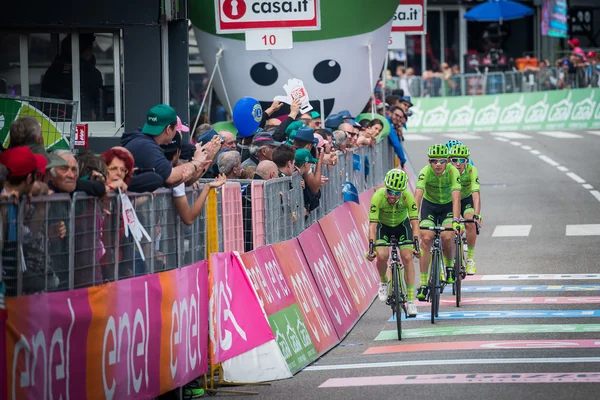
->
<box><xmin>392</xmin><ymin>66</ymin><xmax>599</xmax><ymax>98</ymax></box>
<box><xmin>1</xmin><ymin>138</ymin><xmax>398</xmax><ymax>399</ymax></box>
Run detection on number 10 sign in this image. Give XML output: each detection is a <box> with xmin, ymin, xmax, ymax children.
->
<box><xmin>245</xmin><ymin>29</ymin><xmax>294</xmax><ymax>51</ymax></box>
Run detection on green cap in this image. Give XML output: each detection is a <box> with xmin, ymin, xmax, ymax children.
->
<box><xmin>295</xmin><ymin>148</ymin><xmax>318</xmax><ymax>166</ymax></box>
<box><xmin>142</xmin><ymin>104</ymin><xmax>177</xmax><ymax>135</ymax></box>
<box><xmin>310</xmin><ymin>111</ymin><xmax>321</xmax><ymax>119</ymax></box>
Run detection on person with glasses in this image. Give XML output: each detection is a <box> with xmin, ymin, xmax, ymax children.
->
<box><xmin>448</xmin><ymin>144</ymin><xmax>481</xmax><ymax>275</ymax></box>
<box><xmin>366</xmin><ymin>169</ymin><xmax>421</xmax><ymax>316</ymax></box>
<box><xmin>414</xmin><ymin>144</ymin><xmax>463</xmax><ymax>301</ymax></box>
<box><xmin>445</xmin><ymin>139</ymin><xmax>474</xmax><ymax>166</ymax></box>
<box><xmin>386</xmin><ymin>107</ymin><xmax>408</xmax><ymax>168</ymax></box>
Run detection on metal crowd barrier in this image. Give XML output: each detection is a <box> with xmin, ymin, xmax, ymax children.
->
<box><xmin>391</xmin><ymin>65</ymin><xmax>598</xmax><ymax>98</ymax></box>
<box><xmin>1</xmin><ymin>139</ymin><xmax>396</xmax><ymax>296</ymax></box>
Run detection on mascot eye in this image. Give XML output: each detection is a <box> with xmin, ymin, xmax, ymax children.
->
<box><xmin>250</xmin><ymin>62</ymin><xmax>279</xmax><ymax>86</ymax></box>
<box><xmin>313</xmin><ymin>60</ymin><xmax>341</xmax><ymax>84</ymax></box>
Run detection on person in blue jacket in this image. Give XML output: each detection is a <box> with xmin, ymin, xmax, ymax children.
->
<box><xmin>387</xmin><ymin>107</ymin><xmax>408</xmax><ymax>168</ymax></box>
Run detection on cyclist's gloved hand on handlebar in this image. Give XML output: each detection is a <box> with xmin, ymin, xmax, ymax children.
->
<box><xmin>365</xmin><ymin>251</ymin><xmax>376</xmax><ymax>262</ymax></box>
<box><xmin>473</xmin><ymin>214</ymin><xmax>483</xmax><ymax>226</ymax></box>
<box><xmin>452</xmin><ymin>220</ymin><xmax>465</xmax><ymax>232</ymax></box>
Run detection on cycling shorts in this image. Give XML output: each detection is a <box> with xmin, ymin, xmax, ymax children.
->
<box><xmin>419</xmin><ymin>198</ymin><xmax>454</xmax><ymax>228</ymax></box>
<box><xmin>376</xmin><ymin>219</ymin><xmax>414</xmax><ymax>250</ymax></box>
<box><xmin>461</xmin><ymin>194</ymin><xmax>475</xmax><ymax>216</ymax></box>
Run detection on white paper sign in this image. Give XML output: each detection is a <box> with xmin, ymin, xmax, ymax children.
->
<box><xmin>120</xmin><ymin>189</ymin><xmax>152</xmax><ymax>261</ymax></box>
<box><xmin>273</xmin><ymin>78</ymin><xmax>313</xmax><ymax>114</ymax></box>
<box><xmin>245</xmin><ymin>29</ymin><xmax>293</xmax><ymax>51</ymax></box>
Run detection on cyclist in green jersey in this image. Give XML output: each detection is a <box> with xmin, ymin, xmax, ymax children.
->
<box><xmin>448</xmin><ymin>144</ymin><xmax>482</xmax><ymax>275</ymax></box>
<box><xmin>366</xmin><ymin>169</ymin><xmax>421</xmax><ymax>316</ymax></box>
<box><xmin>414</xmin><ymin>144</ymin><xmax>463</xmax><ymax>301</ymax></box>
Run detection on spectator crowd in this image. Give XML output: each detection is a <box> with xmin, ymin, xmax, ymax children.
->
<box><xmin>0</xmin><ymin>94</ymin><xmax>414</xmax><ymax>295</ymax></box>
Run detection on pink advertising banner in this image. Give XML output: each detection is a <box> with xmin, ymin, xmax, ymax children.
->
<box><xmin>318</xmin><ymin>203</ymin><xmax>380</xmax><ymax>315</ymax></box>
<box><xmin>4</xmin><ymin>261</ymin><xmax>209</xmax><ymax>400</ymax></box>
<box><xmin>209</xmin><ymin>253</ymin><xmax>274</xmax><ymax>365</ymax></box>
<box><xmin>272</xmin><ymin>239</ymin><xmax>339</xmax><ymax>354</ymax></box>
<box><xmin>358</xmin><ymin>188</ymin><xmax>374</xmax><ymax>218</ymax></box>
<box><xmin>297</xmin><ymin>224</ymin><xmax>359</xmax><ymax>338</ymax></box>
<box><xmin>240</xmin><ymin>246</ymin><xmax>296</xmax><ymax>316</ymax></box>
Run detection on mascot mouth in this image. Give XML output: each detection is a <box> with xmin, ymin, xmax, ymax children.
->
<box><xmin>260</xmin><ymin>98</ymin><xmax>335</xmax><ymax>119</ymax></box>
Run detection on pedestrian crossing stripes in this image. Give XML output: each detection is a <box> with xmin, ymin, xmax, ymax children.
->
<box><xmin>566</xmin><ymin>224</ymin><xmax>600</xmax><ymax>236</ymax></box>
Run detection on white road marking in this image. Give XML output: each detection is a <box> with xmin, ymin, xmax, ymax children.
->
<box><xmin>530</xmin><ymin>150</ymin><xmax>541</xmax><ymax>155</ymax></box>
<box><xmin>521</xmin><ymin>145</ymin><xmax>532</xmax><ymax>150</ymax></box>
<box><xmin>590</xmin><ymin>190</ymin><xmax>600</xmax><ymax>202</ymax></box>
<box><xmin>442</xmin><ymin>133</ymin><xmax>481</xmax><ymax>140</ymax></box>
<box><xmin>494</xmin><ymin>137</ymin><xmax>510</xmax><ymax>142</ymax></box>
<box><xmin>305</xmin><ymin>357</ymin><xmax>600</xmax><ymax>372</ymax></box>
<box><xmin>566</xmin><ymin>225</ymin><xmax>600</xmax><ymax>236</ymax></box>
<box><xmin>566</xmin><ymin>172</ymin><xmax>586</xmax><ymax>183</ymax></box>
<box><xmin>585</xmin><ymin>131</ymin><xmax>600</xmax><ymax>136</ymax></box>
<box><xmin>479</xmin><ymin>273</ymin><xmax>600</xmax><ymax>280</ymax></box>
<box><xmin>537</xmin><ymin>131</ymin><xmax>583</xmax><ymax>138</ymax></box>
<box><xmin>492</xmin><ymin>225</ymin><xmax>532</xmax><ymax>237</ymax></box>
<box><xmin>583</xmin><ymin>184</ymin><xmax>594</xmax><ymax>189</ymax></box>
<box><xmin>539</xmin><ymin>155</ymin><xmax>560</xmax><ymax>166</ymax></box>
<box><xmin>403</xmin><ymin>134</ymin><xmax>432</xmax><ymax>141</ymax></box>
<box><xmin>510</xmin><ymin>141</ymin><xmax>522</xmax><ymax>146</ymax></box>
<box><xmin>557</xmin><ymin>166</ymin><xmax>569</xmax><ymax>172</ymax></box>
<box><xmin>491</xmin><ymin>132</ymin><xmax>532</xmax><ymax>139</ymax></box>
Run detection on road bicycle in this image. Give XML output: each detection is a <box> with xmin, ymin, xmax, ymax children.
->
<box><xmin>453</xmin><ymin>218</ymin><xmax>481</xmax><ymax>308</ymax></box>
<box><xmin>370</xmin><ymin>236</ymin><xmax>420</xmax><ymax>340</ymax></box>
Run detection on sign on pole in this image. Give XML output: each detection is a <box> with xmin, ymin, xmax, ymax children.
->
<box><xmin>215</xmin><ymin>0</ymin><xmax>321</xmax><ymax>34</ymax></box>
<box><xmin>74</xmin><ymin>123</ymin><xmax>88</xmax><ymax>150</ymax></box>
<box><xmin>391</xmin><ymin>0</ymin><xmax>426</xmax><ymax>34</ymax></box>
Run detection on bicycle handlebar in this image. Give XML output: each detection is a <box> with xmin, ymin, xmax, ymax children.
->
<box><xmin>369</xmin><ymin>237</ymin><xmax>420</xmax><ymax>255</ymax></box>
<box><xmin>459</xmin><ymin>218</ymin><xmax>481</xmax><ymax>235</ymax></box>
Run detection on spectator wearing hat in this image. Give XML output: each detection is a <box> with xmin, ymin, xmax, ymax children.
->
<box><xmin>260</xmin><ymin>99</ymin><xmax>302</xmax><ymax>143</ymax></box>
<box><xmin>292</xmin><ymin>127</ymin><xmax>325</xmax><ymax>195</ymax></box>
<box><xmin>122</xmin><ymin>104</ymin><xmax>208</xmax><ymax>188</ymax></box>
<box><xmin>568</xmin><ymin>38</ymin><xmax>586</xmax><ymax>62</ymax></box>
<box><xmin>241</xmin><ymin>132</ymin><xmax>281</xmax><ymax>168</ymax></box>
<box><xmin>295</xmin><ymin>148</ymin><xmax>322</xmax><ymax>215</ymax></box>
<box><xmin>0</xmin><ymin>146</ymin><xmax>47</xmax><ymax>198</ymax></box>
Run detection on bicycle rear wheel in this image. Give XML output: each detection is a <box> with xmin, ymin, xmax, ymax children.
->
<box><xmin>430</xmin><ymin>250</ymin><xmax>440</xmax><ymax>324</ymax></box>
<box><xmin>454</xmin><ymin>236</ymin><xmax>462</xmax><ymax>308</ymax></box>
<box><xmin>392</xmin><ymin>263</ymin><xmax>402</xmax><ymax>340</ymax></box>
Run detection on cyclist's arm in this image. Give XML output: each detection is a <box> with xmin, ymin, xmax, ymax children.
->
<box><xmin>471</xmin><ymin>167</ymin><xmax>481</xmax><ymax>215</ymax></box>
<box><xmin>369</xmin><ymin>222</ymin><xmax>378</xmax><ymax>244</ymax></box>
<box><xmin>472</xmin><ymin>191</ymin><xmax>481</xmax><ymax>215</ymax></box>
<box><xmin>410</xmin><ymin>219</ymin><xmax>421</xmax><ymax>242</ymax></box>
<box><xmin>369</xmin><ymin>197</ymin><xmax>379</xmax><ymax>243</ymax></box>
<box><xmin>452</xmin><ymin>190</ymin><xmax>461</xmax><ymax>219</ymax></box>
<box><xmin>414</xmin><ymin>188</ymin><xmax>424</xmax><ymax>212</ymax></box>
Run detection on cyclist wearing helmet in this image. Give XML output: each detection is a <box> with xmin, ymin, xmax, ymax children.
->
<box><xmin>367</xmin><ymin>169</ymin><xmax>421</xmax><ymax>316</ymax></box>
<box><xmin>448</xmin><ymin>144</ymin><xmax>482</xmax><ymax>275</ymax></box>
<box><xmin>414</xmin><ymin>144</ymin><xmax>462</xmax><ymax>301</ymax></box>
<box><xmin>445</xmin><ymin>139</ymin><xmax>474</xmax><ymax>165</ymax></box>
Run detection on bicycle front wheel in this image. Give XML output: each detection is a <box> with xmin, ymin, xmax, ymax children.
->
<box><xmin>430</xmin><ymin>250</ymin><xmax>440</xmax><ymax>324</ymax></box>
<box><xmin>455</xmin><ymin>236</ymin><xmax>463</xmax><ymax>308</ymax></box>
<box><xmin>392</xmin><ymin>264</ymin><xmax>402</xmax><ymax>340</ymax></box>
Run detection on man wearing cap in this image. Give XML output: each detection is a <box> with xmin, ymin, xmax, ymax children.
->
<box><xmin>568</xmin><ymin>38</ymin><xmax>586</xmax><ymax>62</ymax></box>
<box><xmin>338</xmin><ymin>110</ymin><xmax>355</xmax><ymax>123</ymax></box>
<box><xmin>292</xmin><ymin>127</ymin><xmax>326</xmax><ymax>196</ymax></box>
<box><xmin>0</xmin><ymin>146</ymin><xmax>47</xmax><ymax>198</ymax></box>
<box><xmin>295</xmin><ymin>148</ymin><xmax>322</xmax><ymax>214</ymax></box>
<box><xmin>122</xmin><ymin>104</ymin><xmax>207</xmax><ymax>188</ymax></box>
<box><xmin>387</xmin><ymin>106</ymin><xmax>407</xmax><ymax>169</ymax></box>
<box><xmin>241</xmin><ymin>132</ymin><xmax>281</xmax><ymax>168</ymax></box>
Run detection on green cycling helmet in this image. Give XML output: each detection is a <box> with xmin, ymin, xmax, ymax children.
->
<box><xmin>428</xmin><ymin>144</ymin><xmax>448</xmax><ymax>158</ymax></box>
<box><xmin>384</xmin><ymin>169</ymin><xmax>408</xmax><ymax>192</ymax></box>
<box><xmin>449</xmin><ymin>144</ymin><xmax>470</xmax><ymax>158</ymax></box>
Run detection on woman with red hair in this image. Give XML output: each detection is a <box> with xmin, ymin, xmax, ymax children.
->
<box><xmin>101</xmin><ymin>146</ymin><xmax>133</xmax><ymax>192</ymax></box>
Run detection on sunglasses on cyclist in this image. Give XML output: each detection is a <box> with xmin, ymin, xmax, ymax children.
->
<box><xmin>429</xmin><ymin>158</ymin><xmax>447</xmax><ymax>165</ymax></box>
<box><xmin>450</xmin><ymin>157</ymin><xmax>468</xmax><ymax>165</ymax></box>
<box><xmin>386</xmin><ymin>189</ymin><xmax>402</xmax><ymax>196</ymax></box>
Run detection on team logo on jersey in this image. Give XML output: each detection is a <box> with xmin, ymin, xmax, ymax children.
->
<box><xmin>476</xmin><ymin>177</ymin><xmax>480</xmax><ymax>184</ymax></box>
<box><xmin>411</xmin><ymin>203</ymin><xmax>418</xmax><ymax>211</ymax></box>
<box><xmin>370</xmin><ymin>205</ymin><xmax>377</xmax><ymax>213</ymax></box>
<box><xmin>418</xmin><ymin>173</ymin><xmax>425</xmax><ymax>181</ymax></box>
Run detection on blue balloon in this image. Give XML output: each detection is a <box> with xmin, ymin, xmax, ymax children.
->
<box><xmin>233</xmin><ymin>97</ymin><xmax>263</xmax><ymax>137</ymax></box>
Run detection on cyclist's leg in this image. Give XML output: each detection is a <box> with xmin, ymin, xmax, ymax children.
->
<box><xmin>375</xmin><ymin>224</ymin><xmax>392</xmax><ymax>301</ymax></box>
<box><xmin>418</xmin><ymin>200</ymin><xmax>437</xmax><ymax>300</ymax></box>
<box><xmin>396</xmin><ymin>219</ymin><xmax>416</xmax><ymax>303</ymax></box>
<box><xmin>441</xmin><ymin>206</ymin><xmax>455</xmax><ymax>274</ymax></box>
<box><xmin>462</xmin><ymin>195</ymin><xmax>477</xmax><ymax>274</ymax></box>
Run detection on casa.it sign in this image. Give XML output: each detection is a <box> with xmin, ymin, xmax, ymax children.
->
<box><xmin>215</xmin><ymin>0</ymin><xmax>321</xmax><ymax>33</ymax></box>
<box><xmin>391</xmin><ymin>0</ymin><xmax>426</xmax><ymax>34</ymax></box>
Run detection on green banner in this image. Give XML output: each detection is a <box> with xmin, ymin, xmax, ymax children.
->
<box><xmin>406</xmin><ymin>88</ymin><xmax>600</xmax><ymax>133</ymax></box>
<box><xmin>375</xmin><ymin>323</ymin><xmax>600</xmax><ymax>340</ymax></box>
<box><xmin>268</xmin><ymin>304</ymin><xmax>318</xmax><ymax>374</ymax></box>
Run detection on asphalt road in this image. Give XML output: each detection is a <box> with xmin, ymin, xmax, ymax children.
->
<box><xmin>232</xmin><ymin>129</ymin><xmax>600</xmax><ymax>400</ymax></box>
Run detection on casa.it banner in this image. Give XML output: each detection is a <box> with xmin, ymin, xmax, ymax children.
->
<box><xmin>4</xmin><ymin>261</ymin><xmax>209</xmax><ymax>400</ymax></box>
